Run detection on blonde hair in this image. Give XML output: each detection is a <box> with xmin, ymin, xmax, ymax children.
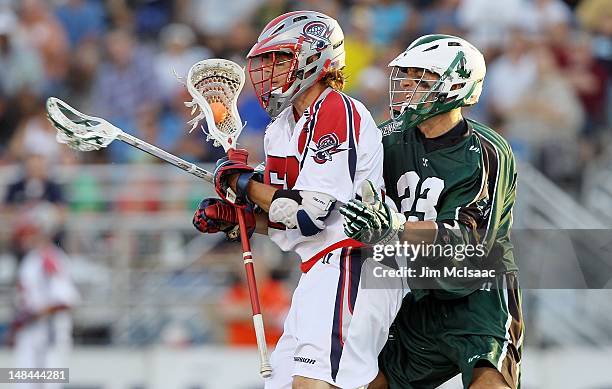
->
<box><xmin>321</xmin><ymin>68</ymin><xmax>346</xmax><ymax>91</ymax></box>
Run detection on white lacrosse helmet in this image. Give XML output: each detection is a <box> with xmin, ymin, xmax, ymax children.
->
<box><xmin>388</xmin><ymin>34</ymin><xmax>486</xmax><ymax>127</ymax></box>
<box><xmin>247</xmin><ymin>10</ymin><xmax>346</xmax><ymax>117</ymax></box>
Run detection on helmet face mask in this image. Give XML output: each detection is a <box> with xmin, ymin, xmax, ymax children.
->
<box><xmin>388</xmin><ymin>34</ymin><xmax>486</xmax><ymax>128</ymax></box>
<box><xmin>248</xmin><ymin>51</ymin><xmax>298</xmax><ymax>114</ymax></box>
<box><xmin>247</xmin><ymin>11</ymin><xmax>346</xmax><ymax>117</ymax></box>
<box><xmin>389</xmin><ymin>67</ymin><xmax>446</xmax><ymax>119</ymax></box>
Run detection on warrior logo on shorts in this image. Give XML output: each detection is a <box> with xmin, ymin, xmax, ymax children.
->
<box><xmin>301</xmin><ymin>21</ymin><xmax>333</xmax><ymax>51</ymax></box>
<box><xmin>310</xmin><ymin>133</ymin><xmax>346</xmax><ymax>164</ymax></box>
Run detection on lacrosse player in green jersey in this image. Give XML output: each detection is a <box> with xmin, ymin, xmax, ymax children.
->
<box><xmin>340</xmin><ymin>35</ymin><xmax>523</xmax><ymax>389</ymax></box>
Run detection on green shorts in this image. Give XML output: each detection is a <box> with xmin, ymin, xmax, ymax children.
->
<box><xmin>379</xmin><ymin>272</ymin><xmax>523</xmax><ymax>389</ymax></box>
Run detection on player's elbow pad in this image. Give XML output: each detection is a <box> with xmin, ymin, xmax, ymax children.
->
<box><xmin>269</xmin><ymin>190</ymin><xmax>335</xmax><ymax>236</ymax></box>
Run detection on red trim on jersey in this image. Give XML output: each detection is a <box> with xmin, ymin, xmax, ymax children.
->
<box><xmin>349</xmin><ymin>99</ymin><xmax>361</xmax><ymax>145</ymax></box>
<box><xmin>300</xmin><ymin>238</ymin><xmax>364</xmax><ymax>273</ymax></box>
<box><xmin>312</xmin><ymin>90</ymin><xmax>349</xmax><ymax>145</ymax></box>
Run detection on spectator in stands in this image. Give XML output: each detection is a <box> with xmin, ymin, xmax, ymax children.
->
<box><xmin>522</xmin><ymin>0</ymin><xmax>572</xmax><ymax>35</ymax></box>
<box><xmin>0</xmin><ymin>10</ymin><xmax>44</xmax><ymax>97</ymax></box>
<box><xmin>7</xmin><ymin>92</ymin><xmax>65</xmax><ymax>163</ymax></box>
<box><xmin>564</xmin><ymin>34</ymin><xmax>609</xmax><ymax>137</ymax></box>
<box><xmin>503</xmin><ymin>46</ymin><xmax>584</xmax><ymax>185</ymax></box>
<box><xmin>3</xmin><ymin>154</ymin><xmax>66</xmax><ymax>213</ymax></box>
<box><xmin>54</xmin><ymin>0</ymin><xmax>105</xmax><ymax>48</ymax></box>
<box><xmin>63</xmin><ymin>40</ymin><xmax>101</xmax><ymax>117</ymax></box>
<box><xmin>486</xmin><ymin>30</ymin><xmax>537</xmax><ymax>125</ymax></box>
<box><xmin>17</xmin><ymin>0</ymin><xmax>70</xmax><ymax>94</ymax></box>
<box><xmin>545</xmin><ymin>14</ymin><xmax>574</xmax><ymax>66</ymax></box>
<box><xmin>369</xmin><ymin>0</ymin><xmax>413</xmax><ymax>47</ymax></box>
<box><xmin>127</xmin><ymin>0</ymin><xmax>172</xmax><ymax>39</ymax></box>
<box><xmin>92</xmin><ymin>29</ymin><xmax>161</xmax><ymax>131</ymax></box>
<box><xmin>457</xmin><ymin>0</ymin><xmax>524</xmax><ymax>50</ymax></box>
<box><xmin>418</xmin><ymin>0</ymin><xmax>463</xmax><ymax>37</ymax></box>
<box><xmin>2</xmin><ymin>153</ymin><xmax>67</xmax><ymax>258</ymax></box>
<box><xmin>155</xmin><ymin>23</ymin><xmax>211</xmax><ymax>104</ymax></box>
<box><xmin>188</xmin><ymin>0</ymin><xmax>261</xmax><ymax>38</ymax></box>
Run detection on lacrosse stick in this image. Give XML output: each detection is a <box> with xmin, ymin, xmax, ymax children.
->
<box><xmin>185</xmin><ymin>59</ymin><xmax>272</xmax><ymax>378</ymax></box>
<box><xmin>47</xmin><ymin>97</ymin><xmax>214</xmax><ymax>181</ymax></box>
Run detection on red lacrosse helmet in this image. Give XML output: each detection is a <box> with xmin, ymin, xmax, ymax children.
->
<box><xmin>247</xmin><ymin>10</ymin><xmax>346</xmax><ymax>117</ymax></box>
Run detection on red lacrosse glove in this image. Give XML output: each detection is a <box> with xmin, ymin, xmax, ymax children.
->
<box><xmin>213</xmin><ymin>148</ymin><xmax>255</xmax><ymax>207</ymax></box>
<box><xmin>193</xmin><ymin>198</ymin><xmax>255</xmax><ymax>241</ymax></box>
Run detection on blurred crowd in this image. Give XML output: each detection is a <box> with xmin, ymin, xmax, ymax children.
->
<box><xmin>0</xmin><ymin>0</ymin><xmax>608</xmax><ymax>187</ymax></box>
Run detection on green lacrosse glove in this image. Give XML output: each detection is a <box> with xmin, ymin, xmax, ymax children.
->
<box><xmin>339</xmin><ymin>180</ymin><xmax>406</xmax><ymax>246</ymax></box>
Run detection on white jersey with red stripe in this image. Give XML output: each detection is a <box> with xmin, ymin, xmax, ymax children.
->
<box><xmin>263</xmin><ymin>87</ymin><xmax>384</xmax><ymax>269</ymax></box>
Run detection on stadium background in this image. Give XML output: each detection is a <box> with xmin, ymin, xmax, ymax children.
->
<box><xmin>0</xmin><ymin>0</ymin><xmax>611</xmax><ymax>387</ymax></box>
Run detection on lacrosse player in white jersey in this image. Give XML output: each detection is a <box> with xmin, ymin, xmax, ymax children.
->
<box><xmin>192</xmin><ymin>10</ymin><xmax>404</xmax><ymax>389</ymax></box>
<box><xmin>9</xmin><ymin>204</ymin><xmax>79</xmax><ymax>388</ymax></box>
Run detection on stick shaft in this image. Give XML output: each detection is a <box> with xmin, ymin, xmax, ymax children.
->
<box><xmin>237</xmin><ymin>208</ymin><xmax>272</xmax><ymax>378</ymax></box>
<box><xmin>117</xmin><ymin>132</ymin><xmax>214</xmax><ymax>182</ymax></box>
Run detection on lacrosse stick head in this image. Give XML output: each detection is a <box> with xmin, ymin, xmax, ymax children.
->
<box><xmin>185</xmin><ymin>59</ymin><xmax>245</xmax><ymax>152</ymax></box>
<box><xmin>46</xmin><ymin>97</ymin><xmax>121</xmax><ymax>152</ymax></box>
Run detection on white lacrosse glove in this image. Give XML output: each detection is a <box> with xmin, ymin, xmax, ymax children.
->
<box><xmin>339</xmin><ymin>180</ymin><xmax>406</xmax><ymax>246</ymax></box>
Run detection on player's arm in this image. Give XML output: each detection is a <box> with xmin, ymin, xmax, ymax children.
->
<box><xmin>340</xmin><ymin>180</ymin><xmax>437</xmax><ymax>246</ymax></box>
<box><xmin>342</xmin><ymin>144</ymin><xmax>517</xmax><ymax>251</ymax></box>
<box><xmin>341</xmin><ymin>175</ymin><xmax>496</xmax><ymax>249</ymax></box>
<box><xmin>228</xmin><ymin>177</ymin><xmax>276</xmax><ymax>212</ymax></box>
<box><xmin>401</xmin><ymin>220</ymin><xmax>438</xmax><ymax>245</ymax></box>
<box><xmin>209</xmin><ymin>170</ymin><xmax>337</xmax><ymax>237</ymax></box>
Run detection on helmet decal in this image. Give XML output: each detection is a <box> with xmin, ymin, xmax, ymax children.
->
<box><xmin>301</xmin><ymin>21</ymin><xmax>333</xmax><ymax>51</ymax></box>
<box><xmin>457</xmin><ymin>55</ymin><xmax>472</xmax><ymax>79</ymax></box>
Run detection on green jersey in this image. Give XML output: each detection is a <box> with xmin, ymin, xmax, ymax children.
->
<box><xmin>379</xmin><ymin>115</ymin><xmax>517</xmax><ymax>299</ymax></box>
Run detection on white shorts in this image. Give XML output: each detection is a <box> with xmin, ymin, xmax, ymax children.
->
<box><xmin>264</xmin><ymin>247</ymin><xmax>406</xmax><ymax>388</ymax></box>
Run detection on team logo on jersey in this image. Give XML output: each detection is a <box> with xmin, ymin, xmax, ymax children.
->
<box><xmin>310</xmin><ymin>133</ymin><xmax>346</xmax><ymax>164</ymax></box>
<box><xmin>301</xmin><ymin>21</ymin><xmax>333</xmax><ymax>51</ymax></box>
<box><xmin>380</xmin><ymin>120</ymin><xmax>403</xmax><ymax>137</ymax></box>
